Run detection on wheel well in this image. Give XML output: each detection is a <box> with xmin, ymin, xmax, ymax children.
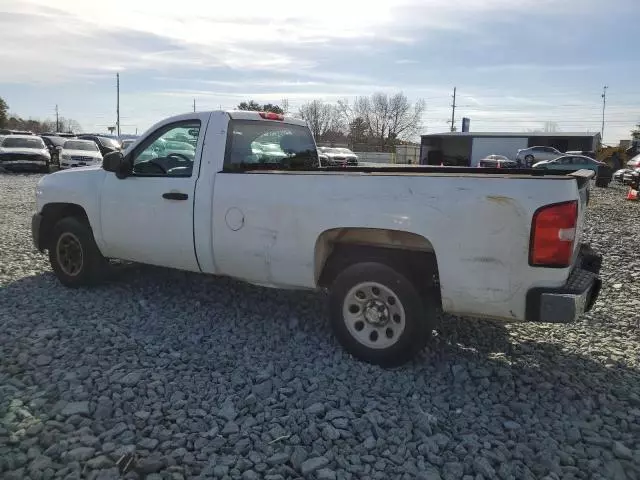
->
<box><xmin>39</xmin><ymin>203</ymin><xmax>90</xmax><ymax>251</ymax></box>
<box><xmin>316</xmin><ymin>228</ymin><xmax>440</xmax><ymax>303</ymax></box>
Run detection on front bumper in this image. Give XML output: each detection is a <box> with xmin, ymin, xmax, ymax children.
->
<box><xmin>525</xmin><ymin>244</ymin><xmax>602</xmax><ymax>323</ymax></box>
<box><xmin>2</xmin><ymin>159</ymin><xmax>48</xmax><ymax>171</ymax></box>
<box><xmin>32</xmin><ymin>213</ymin><xmax>43</xmax><ymax>251</ymax></box>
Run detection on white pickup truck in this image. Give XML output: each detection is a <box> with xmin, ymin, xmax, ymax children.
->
<box><xmin>31</xmin><ymin>110</ymin><xmax>603</xmax><ymax>366</ymax></box>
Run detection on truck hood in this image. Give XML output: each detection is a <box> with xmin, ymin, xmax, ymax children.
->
<box><xmin>36</xmin><ymin>165</ymin><xmax>106</xmax><ymax>212</ymax></box>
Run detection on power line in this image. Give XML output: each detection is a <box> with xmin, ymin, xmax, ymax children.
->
<box><xmin>449</xmin><ymin>87</ymin><xmax>456</xmax><ymax>132</ymax></box>
<box><xmin>116</xmin><ymin>73</ymin><xmax>121</xmax><ymax>137</ymax></box>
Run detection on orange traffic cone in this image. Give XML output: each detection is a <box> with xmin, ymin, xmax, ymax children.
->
<box><xmin>627</xmin><ymin>187</ymin><xmax>638</xmax><ymax>201</ymax></box>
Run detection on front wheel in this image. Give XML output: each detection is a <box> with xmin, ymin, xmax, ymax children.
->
<box><xmin>329</xmin><ymin>262</ymin><xmax>434</xmax><ymax>367</ymax></box>
<box><xmin>49</xmin><ymin>217</ymin><xmax>107</xmax><ymax>287</ymax></box>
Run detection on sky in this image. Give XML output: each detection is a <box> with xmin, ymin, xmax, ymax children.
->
<box><xmin>0</xmin><ymin>0</ymin><xmax>638</xmax><ymax>144</ymax></box>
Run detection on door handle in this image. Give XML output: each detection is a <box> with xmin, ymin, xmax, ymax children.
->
<box><xmin>162</xmin><ymin>192</ymin><xmax>188</xmax><ymax>200</ymax></box>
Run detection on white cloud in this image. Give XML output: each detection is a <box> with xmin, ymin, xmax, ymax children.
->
<box><xmin>0</xmin><ymin>0</ymin><xmax>598</xmax><ymax>82</ymax></box>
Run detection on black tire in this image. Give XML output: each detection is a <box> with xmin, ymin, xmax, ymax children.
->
<box><xmin>329</xmin><ymin>261</ymin><xmax>434</xmax><ymax>367</ymax></box>
<box><xmin>48</xmin><ymin>217</ymin><xmax>107</xmax><ymax>287</ymax></box>
<box><xmin>524</xmin><ymin>155</ymin><xmax>534</xmax><ymax>166</ymax></box>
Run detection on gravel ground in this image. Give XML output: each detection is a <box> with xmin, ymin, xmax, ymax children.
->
<box><xmin>1</xmin><ymin>173</ymin><xmax>639</xmax><ymax>480</ymax></box>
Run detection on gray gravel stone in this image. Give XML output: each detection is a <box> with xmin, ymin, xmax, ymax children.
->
<box><xmin>612</xmin><ymin>441</ymin><xmax>633</xmax><ymax>460</ymax></box>
<box><xmin>0</xmin><ymin>176</ymin><xmax>639</xmax><ymax>480</ymax></box>
<box><xmin>117</xmin><ymin>371</ymin><xmax>143</xmax><ymax>386</ymax></box>
<box><xmin>86</xmin><ymin>455</ymin><xmax>113</xmax><ymax>469</ymax></box>
<box><xmin>66</xmin><ymin>447</ymin><xmax>96</xmax><ymax>462</ymax></box>
<box><xmin>301</xmin><ymin>456</ymin><xmax>330</xmax><ymax>475</ymax></box>
<box><xmin>60</xmin><ymin>402</ymin><xmax>90</xmax><ymax>417</ymax></box>
<box><xmin>267</xmin><ymin>452</ymin><xmax>290</xmax><ymax>465</ymax></box>
<box><xmin>317</xmin><ymin>468</ymin><xmax>337</xmax><ymax>480</ymax></box>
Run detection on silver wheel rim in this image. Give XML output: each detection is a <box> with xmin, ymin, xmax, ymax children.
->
<box><xmin>342</xmin><ymin>281</ymin><xmax>406</xmax><ymax>349</ymax></box>
<box><xmin>56</xmin><ymin>232</ymin><xmax>84</xmax><ymax>277</ymax></box>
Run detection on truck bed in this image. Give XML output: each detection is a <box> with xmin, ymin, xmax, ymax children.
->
<box><xmin>232</xmin><ymin>164</ymin><xmax>594</xmax><ymax>186</ymax></box>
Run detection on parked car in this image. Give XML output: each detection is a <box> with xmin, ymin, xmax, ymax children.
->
<box><xmin>626</xmin><ymin>153</ymin><xmax>640</xmax><ymax>169</ymax></box>
<box><xmin>516</xmin><ymin>146</ymin><xmax>562</xmax><ymax>167</ymax></box>
<box><xmin>532</xmin><ymin>155</ymin><xmax>612</xmax><ymax>187</ymax></box>
<box><xmin>318</xmin><ymin>147</ymin><xmax>358</xmax><ymax>166</ymax></box>
<box><xmin>0</xmin><ymin>129</ymin><xmax>36</xmax><ymax>136</ymax></box>
<box><xmin>251</xmin><ymin>142</ymin><xmax>286</xmax><ymax>163</ymax></box>
<box><xmin>613</xmin><ymin>168</ymin><xmax>626</xmax><ymax>184</ymax></box>
<box><xmin>59</xmin><ymin>139</ymin><xmax>103</xmax><ymax>169</ymax></box>
<box><xmin>478</xmin><ymin>155</ymin><xmax>518</xmax><ymax>168</ymax></box>
<box><xmin>622</xmin><ymin>168</ymin><xmax>640</xmax><ymax>188</ymax></box>
<box><xmin>31</xmin><ymin>109</ymin><xmax>602</xmax><ymax>367</ymax></box>
<box><xmin>0</xmin><ymin>135</ymin><xmax>51</xmax><ymax>172</ymax></box>
<box><xmin>565</xmin><ymin>150</ymin><xmax>596</xmax><ymax>160</ymax></box>
<box><xmin>77</xmin><ymin>135</ymin><xmax>121</xmax><ymax>157</ymax></box>
<box><xmin>41</xmin><ymin>135</ymin><xmax>70</xmax><ymax>167</ymax></box>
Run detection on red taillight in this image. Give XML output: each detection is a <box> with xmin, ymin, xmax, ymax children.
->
<box><xmin>259</xmin><ymin>112</ymin><xmax>284</xmax><ymax>121</ymax></box>
<box><xmin>530</xmin><ymin>200</ymin><xmax>578</xmax><ymax>267</ymax></box>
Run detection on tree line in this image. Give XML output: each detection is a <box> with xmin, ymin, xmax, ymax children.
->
<box><xmin>237</xmin><ymin>92</ymin><xmax>426</xmax><ymax>151</ymax></box>
<box><xmin>0</xmin><ymin>96</ymin><xmax>82</xmax><ymax>134</ymax></box>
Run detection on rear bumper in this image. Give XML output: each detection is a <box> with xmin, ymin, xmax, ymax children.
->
<box><xmin>525</xmin><ymin>244</ymin><xmax>602</xmax><ymax>323</ymax></box>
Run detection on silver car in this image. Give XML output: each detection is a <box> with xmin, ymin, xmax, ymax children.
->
<box><xmin>516</xmin><ymin>146</ymin><xmax>562</xmax><ymax>167</ymax></box>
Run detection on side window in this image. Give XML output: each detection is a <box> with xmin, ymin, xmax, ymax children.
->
<box><xmin>132</xmin><ymin>121</ymin><xmax>200</xmax><ymax>177</ymax></box>
<box><xmin>224</xmin><ymin>120</ymin><xmax>317</xmax><ymax>170</ymax></box>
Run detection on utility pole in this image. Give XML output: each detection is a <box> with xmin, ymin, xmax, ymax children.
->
<box><xmin>601</xmin><ymin>85</ymin><xmax>608</xmax><ymax>141</ymax></box>
<box><xmin>55</xmin><ymin>105</ymin><xmax>60</xmax><ymax>132</ymax></box>
<box><xmin>450</xmin><ymin>87</ymin><xmax>457</xmax><ymax>132</ymax></box>
<box><xmin>116</xmin><ymin>73</ymin><xmax>121</xmax><ymax>137</ymax></box>
<box><xmin>193</xmin><ymin>98</ymin><xmax>196</xmax><ymax>112</ymax></box>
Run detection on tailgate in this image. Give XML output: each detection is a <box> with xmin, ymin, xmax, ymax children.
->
<box><xmin>569</xmin><ymin>169</ymin><xmax>595</xmax><ymax>264</ymax></box>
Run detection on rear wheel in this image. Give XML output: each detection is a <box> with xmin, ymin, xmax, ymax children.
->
<box><xmin>329</xmin><ymin>261</ymin><xmax>434</xmax><ymax>367</ymax></box>
<box><xmin>525</xmin><ymin>155</ymin><xmax>534</xmax><ymax>166</ymax></box>
<box><xmin>49</xmin><ymin>217</ymin><xmax>108</xmax><ymax>287</ymax></box>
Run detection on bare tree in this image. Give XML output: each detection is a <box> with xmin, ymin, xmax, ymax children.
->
<box><xmin>298</xmin><ymin>100</ymin><xmax>343</xmax><ymax>141</ymax></box>
<box><xmin>0</xmin><ymin>96</ymin><xmax>8</xmax><ymax>128</ymax></box>
<box><xmin>338</xmin><ymin>92</ymin><xmax>425</xmax><ymax>148</ymax></box>
<box><xmin>387</xmin><ymin>93</ymin><xmax>426</xmax><ymax>144</ymax></box>
<box><xmin>281</xmin><ymin>98</ymin><xmax>290</xmax><ymax>115</ymax></box>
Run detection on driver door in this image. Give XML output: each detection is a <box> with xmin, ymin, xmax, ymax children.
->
<box><xmin>99</xmin><ymin>118</ymin><xmax>204</xmax><ymax>271</ymax></box>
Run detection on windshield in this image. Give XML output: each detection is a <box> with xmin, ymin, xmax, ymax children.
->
<box><xmin>1</xmin><ymin>137</ymin><xmax>45</xmax><ymax>149</ymax></box>
<box><xmin>225</xmin><ymin>120</ymin><xmax>317</xmax><ymax>169</ymax></box>
<box><xmin>64</xmin><ymin>140</ymin><xmax>99</xmax><ymax>151</ymax></box>
<box><xmin>163</xmin><ymin>140</ymin><xmax>195</xmax><ymax>151</ymax></box>
<box><xmin>42</xmin><ymin>136</ymin><xmax>67</xmax><ymax>147</ymax></box>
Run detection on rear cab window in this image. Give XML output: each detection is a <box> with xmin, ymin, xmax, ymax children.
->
<box><xmin>223</xmin><ymin>120</ymin><xmax>318</xmax><ymax>171</ymax></box>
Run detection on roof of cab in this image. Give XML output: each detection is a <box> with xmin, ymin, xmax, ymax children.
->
<box><xmin>226</xmin><ymin>110</ymin><xmax>307</xmax><ymax>127</ymax></box>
